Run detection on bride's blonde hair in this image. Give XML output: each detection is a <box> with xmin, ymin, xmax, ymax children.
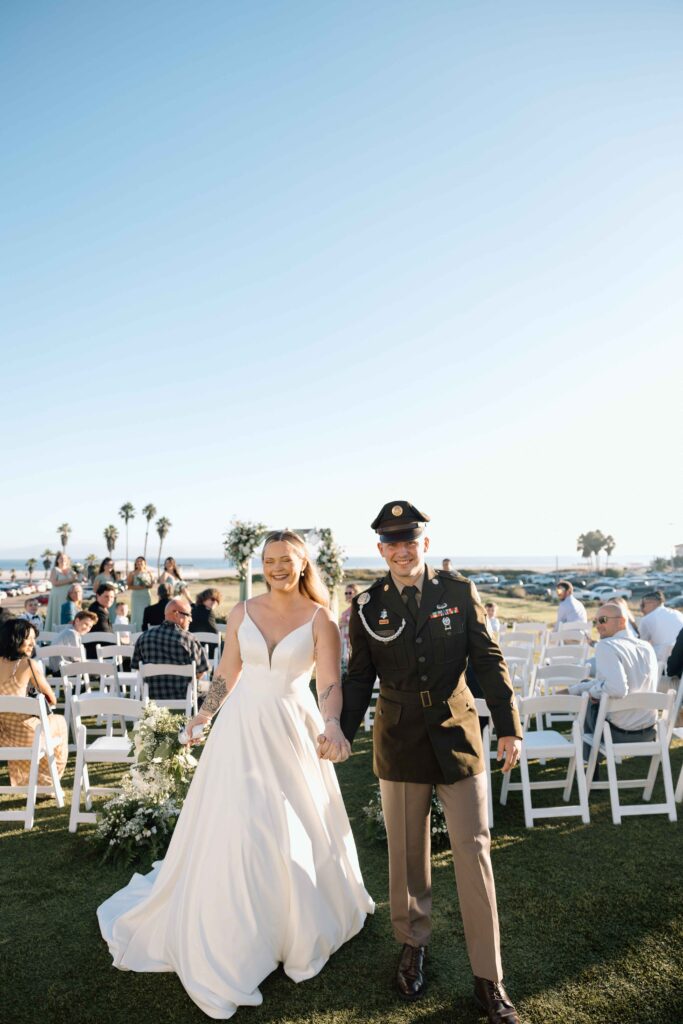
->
<box><xmin>261</xmin><ymin>531</ymin><xmax>330</xmax><ymax>608</ymax></box>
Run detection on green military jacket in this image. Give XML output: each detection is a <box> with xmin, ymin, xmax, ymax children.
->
<box><xmin>340</xmin><ymin>565</ymin><xmax>522</xmax><ymax>784</ymax></box>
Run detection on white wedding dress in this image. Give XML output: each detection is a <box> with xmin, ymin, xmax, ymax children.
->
<box><xmin>98</xmin><ymin>605</ymin><xmax>374</xmax><ymax>1019</ymax></box>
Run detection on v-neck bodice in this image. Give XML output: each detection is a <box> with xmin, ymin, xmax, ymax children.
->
<box><xmin>238</xmin><ymin>604</ymin><xmax>321</xmax><ymax>691</ymax></box>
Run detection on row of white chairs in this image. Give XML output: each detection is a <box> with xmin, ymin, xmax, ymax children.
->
<box><xmin>363</xmin><ymin>680</ymin><xmax>683</xmax><ymax>829</ymax></box>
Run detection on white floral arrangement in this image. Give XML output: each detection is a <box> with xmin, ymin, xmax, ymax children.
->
<box><xmin>133</xmin><ymin>571</ymin><xmax>154</xmax><ymax>587</ymax></box>
<box><xmin>316</xmin><ymin>527</ymin><xmax>346</xmax><ymax>591</ymax></box>
<box><xmin>363</xmin><ymin>784</ymin><xmax>449</xmax><ymax>846</ymax></box>
<box><xmin>91</xmin><ymin>703</ymin><xmax>199</xmax><ymax>866</ymax></box>
<box><xmin>224</xmin><ymin>519</ymin><xmax>268</xmax><ymax>580</ymax></box>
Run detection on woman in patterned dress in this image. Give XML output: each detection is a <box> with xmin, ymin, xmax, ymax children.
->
<box><xmin>0</xmin><ymin>619</ymin><xmax>68</xmax><ymax>786</ymax></box>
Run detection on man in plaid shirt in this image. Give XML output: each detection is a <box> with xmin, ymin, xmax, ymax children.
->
<box><xmin>131</xmin><ymin>597</ymin><xmax>209</xmax><ymax>700</ymax></box>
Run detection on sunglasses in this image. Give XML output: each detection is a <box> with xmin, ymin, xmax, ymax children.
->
<box><xmin>593</xmin><ymin>615</ymin><xmax>620</xmax><ymax>625</ymax></box>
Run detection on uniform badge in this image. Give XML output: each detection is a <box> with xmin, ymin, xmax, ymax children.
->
<box><xmin>383</xmin><ymin>584</ymin><xmax>390</xmax><ymax>592</ymax></box>
<box><xmin>391</xmin><ymin>505</ymin><xmax>403</xmax><ymax>516</ymax></box>
<box><xmin>431</xmin><ymin>578</ymin><xmax>439</xmax><ymax>585</ymax></box>
<box><xmin>379</xmin><ymin>609</ymin><xmax>389</xmax><ymax>625</ymax></box>
<box><xmin>437</xmin><ymin>602</ymin><xmax>447</xmax><ymax>610</ymax></box>
<box><xmin>358</xmin><ymin>593</ymin><xmax>370</xmax><ymax>606</ymax></box>
<box><xmin>442</xmin><ymin>616</ymin><xmax>452</xmax><ymax>633</ymax></box>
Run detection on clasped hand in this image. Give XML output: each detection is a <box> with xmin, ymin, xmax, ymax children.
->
<box><xmin>317</xmin><ymin>722</ymin><xmax>351</xmax><ymax>763</ymax></box>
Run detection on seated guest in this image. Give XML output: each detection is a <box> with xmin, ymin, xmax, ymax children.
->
<box><xmin>60</xmin><ymin>583</ymin><xmax>83</xmax><ymax>625</ymax></box>
<box><xmin>113</xmin><ymin>601</ymin><xmax>130</xmax><ymax>625</ymax></box>
<box><xmin>554</xmin><ymin>580</ymin><xmax>587</xmax><ymax>630</ymax></box>
<box><xmin>638</xmin><ymin>590</ymin><xmax>683</xmax><ymax>661</ymax></box>
<box><xmin>50</xmin><ymin>610</ymin><xmax>98</xmax><ymax>672</ymax></box>
<box><xmin>484</xmin><ymin>601</ymin><xmax>501</xmax><ymax>635</ymax></box>
<box><xmin>0</xmin><ymin>619</ymin><xmax>68</xmax><ymax>787</ymax></box>
<box><xmin>20</xmin><ymin>597</ymin><xmax>44</xmax><ymax>632</ymax></box>
<box><xmin>667</xmin><ymin>626</ymin><xmax>683</xmax><ymax>680</ymax></box>
<box><xmin>567</xmin><ymin>602</ymin><xmax>658</xmax><ymax>763</ymax></box>
<box><xmin>190</xmin><ymin>588</ymin><xmax>222</xmax><ymax>659</ymax></box>
<box><xmin>131</xmin><ymin>597</ymin><xmax>209</xmax><ymax>702</ymax></box>
<box><xmin>142</xmin><ymin>582</ymin><xmax>174</xmax><ymax>630</ymax></box>
<box><xmin>84</xmin><ymin>584</ymin><xmax>117</xmax><ymax>658</ymax></box>
<box><xmin>611</xmin><ymin>596</ymin><xmax>639</xmax><ymax>638</ymax></box>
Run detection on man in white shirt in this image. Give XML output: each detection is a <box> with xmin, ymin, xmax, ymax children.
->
<box><xmin>554</xmin><ymin>580</ymin><xmax>587</xmax><ymax>630</ymax></box>
<box><xmin>638</xmin><ymin>590</ymin><xmax>683</xmax><ymax>660</ymax></box>
<box><xmin>568</xmin><ymin>602</ymin><xmax>658</xmax><ymax>762</ymax></box>
<box><xmin>49</xmin><ymin>610</ymin><xmax>97</xmax><ymax>672</ymax></box>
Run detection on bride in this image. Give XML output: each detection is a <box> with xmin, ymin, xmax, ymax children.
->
<box><xmin>98</xmin><ymin>530</ymin><xmax>374</xmax><ymax>1019</ymax></box>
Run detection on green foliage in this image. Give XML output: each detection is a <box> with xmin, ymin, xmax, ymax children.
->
<box><xmin>316</xmin><ymin>527</ymin><xmax>345</xmax><ymax>590</ymax></box>
<box><xmin>650</xmin><ymin>556</ymin><xmax>671</xmax><ymax>572</ymax></box>
<box><xmin>576</xmin><ymin>529</ymin><xmax>616</xmax><ymax>569</ymax></box>
<box><xmin>223</xmin><ymin>519</ymin><xmax>268</xmax><ymax>579</ymax></box>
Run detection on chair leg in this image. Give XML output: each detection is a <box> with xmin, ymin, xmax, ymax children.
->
<box><xmin>44</xmin><ymin>738</ymin><xmax>65</xmax><ymax>808</ymax></box>
<box><xmin>604</xmin><ymin>728</ymin><xmax>621</xmax><ymax>825</ymax></box>
<box><xmin>642</xmin><ymin>754</ymin><xmax>660</xmax><ymax>801</ymax></box>
<box><xmin>69</xmin><ymin>744</ymin><xmax>85</xmax><ymax>832</ymax></box>
<box><xmin>563</xmin><ymin>755</ymin><xmax>576</xmax><ymax>802</ymax></box>
<box><xmin>675</xmin><ymin>763</ymin><xmax>683</xmax><ymax>804</ymax></box>
<box><xmin>519</xmin><ymin>753</ymin><xmax>534</xmax><ymax>828</ymax></box>
<box><xmin>24</xmin><ymin>731</ymin><xmax>42</xmax><ymax>830</ymax></box>
<box><xmin>82</xmin><ymin>762</ymin><xmax>93</xmax><ymax>810</ymax></box>
<box><xmin>500</xmin><ymin>763</ymin><xmax>511</xmax><ymax>806</ymax></box>
<box><xmin>659</xmin><ymin>735</ymin><xmax>678</xmax><ymax>822</ymax></box>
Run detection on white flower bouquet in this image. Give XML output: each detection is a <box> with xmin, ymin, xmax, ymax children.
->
<box><xmin>224</xmin><ymin>519</ymin><xmax>268</xmax><ymax>580</ymax></box>
<box><xmin>90</xmin><ymin>703</ymin><xmax>199</xmax><ymax>866</ymax></box>
<box><xmin>316</xmin><ymin>527</ymin><xmax>345</xmax><ymax>590</ymax></box>
<box><xmin>133</xmin><ymin>571</ymin><xmax>153</xmax><ymax>587</ymax></box>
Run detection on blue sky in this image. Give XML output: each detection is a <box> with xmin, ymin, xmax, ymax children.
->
<box><xmin>2</xmin><ymin>1</ymin><xmax>681</xmax><ymax>562</ymax></box>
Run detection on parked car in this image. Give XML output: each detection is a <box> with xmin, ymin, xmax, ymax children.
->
<box><xmin>470</xmin><ymin>574</ymin><xmax>499</xmax><ymax>584</ymax></box>
<box><xmin>521</xmin><ymin>584</ymin><xmax>553</xmax><ymax>597</ymax></box>
<box><xmin>585</xmin><ymin>586</ymin><xmax>632</xmax><ymax>601</ymax></box>
<box><xmin>665</xmin><ymin>595</ymin><xmax>683</xmax><ymax>609</ymax></box>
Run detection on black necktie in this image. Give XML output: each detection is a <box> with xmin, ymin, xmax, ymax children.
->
<box><xmin>403</xmin><ymin>585</ymin><xmax>419</xmax><ymax>621</ymax></box>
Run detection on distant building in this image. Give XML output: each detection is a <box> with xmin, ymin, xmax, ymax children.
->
<box><xmin>675</xmin><ymin>544</ymin><xmax>683</xmax><ymax>559</ymax></box>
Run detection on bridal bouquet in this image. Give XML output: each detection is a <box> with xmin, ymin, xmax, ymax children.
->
<box><xmin>224</xmin><ymin>519</ymin><xmax>268</xmax><ymax>579</ymax></box>
<box><xmin>133</xmin><ymin>571</ymin><xmax>153</xmax><ymax>587</ymax></box>
<box><xmin>91</xmin><ymin>703</ymin><xmax>199</xmax><ymax>866</ymax></box>
<box><xmin>363</xmin><ymin>785</ymin><xmax>450</xmax><ymax>847</ymax></box>
<box><xmin>315</xmin><ymin>528</ymin><xmax>345</xmax><ymax>591</ymax></box>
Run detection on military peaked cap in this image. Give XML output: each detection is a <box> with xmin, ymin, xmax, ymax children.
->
<box><xmin>371</xmin><ymin>500</ymin><xmax>431</xmax><ymax>542</ymax></box>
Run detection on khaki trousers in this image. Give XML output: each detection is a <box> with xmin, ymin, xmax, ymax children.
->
<box><xmin>380</xmin><ymin>772</ymin><xmax>503</xmax><ymax>982</ymax></box>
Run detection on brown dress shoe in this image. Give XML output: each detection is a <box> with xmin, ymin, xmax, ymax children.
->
<box><xmin>474</xmin><ymin>977</ymin><xmax>520</xmax><ymax>1023</ymax></box>
<box><xmin>396</xmin><ymin>943</ymin><xmax>426</xmax><ymax>1000</ymax></box>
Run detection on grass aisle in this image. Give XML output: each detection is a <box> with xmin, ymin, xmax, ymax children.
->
<box><xmin>1</xmin><ymin>737</ymin><xmax>682</xmax><ymax>1024</ymax></box>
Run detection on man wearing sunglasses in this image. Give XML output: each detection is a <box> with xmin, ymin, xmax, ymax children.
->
<box><xmin>131</xmin><ymin>596</ymin><xmax>209</xmax><ymax>701</ymax></box>
<box><xmin>567</xmin><ymin>602</ymin><xmax>659</xmax><ymax>761</ymax></box>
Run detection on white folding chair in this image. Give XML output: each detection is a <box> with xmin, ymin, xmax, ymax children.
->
<box><xmin>558</xmin><ymin>620</ymin><xmax>592</xmax><ymax>636</ymax></box>
<box><xmin>139</xmin><ymin>663</ymin><xmax>197</xmax><ymax>717</ymax></box>
<box><xmin>548</xmin><ymin>624</ymin><xmax>592</xmax><ymax>646</ymax></box>
<box><xmin>35</xmin><ymin>631</ymin><xmax>63</xmax><ymax>646</ymax></box>
<box><xmin>502</xmin><ymin>652</ymin><xmax>534</xmax><ymax>697</ymax></box>
<box><xmin>34</xmin><ymin>644</ymin><xmax>85</xmax><ymax>701</ymax></box>
<box><xmin>192</xmin><ymin>631</ymin><xmax>223</xmax><ymax>674</ymax></box>
<box><xmin>542</xmin><ymin>643</ymin><xmax>590</xmax><ymax>667</ymax></box>
<box><xmin>0</xmin><ymin>693</ymin><xmax>65</xmax><ymax>829</ymax></box>
<box><xmin>68</xmin><ymin>694</ymin><xmax>143</xmax><ymax>831</ymax></box>
<box><xmin>60</xmin><ymin>661</ymin><xmax>120</xmax><ymax>749</ymax></box>
<box><xmin>83</xmin><ymin>631</ymin><xmax>117</xmax><ymax>648</ymax></box>
<box><xmin>585</xmin><ymin>691</ymin><xmax>677</xmax><ymax>824</ymax></box>
<box><xmin>474</xmin><ymin>698</ymin><xmax>495</xmax><ymax>829</ymax></box>
<box><xmin>113</xmin><ymin>623</ymin><xmax>133</xmax><ymax>641</ymax></box>
<box><xmin>363</xmin><ymin>681</ymin><xmax>381</xmax><ymax>732</ymax></box>
<box><xmin>531</xmin><ymin>665</ymin><xmax>588</xmax><ymax>724</ymax></box>
<box><xmin>500</xmin><ymin>693</ymin><xmax>590</xmax><ymax>828</ymax></box>
<box><xmin>96</xmin><ymin>643</ymin><xmax>136</xmax><ymax>695</ymax></box>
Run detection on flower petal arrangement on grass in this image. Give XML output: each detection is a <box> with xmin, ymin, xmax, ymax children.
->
<box><xmin>91</xmin><ymin>703</ymin><xmax>199</xmax><ymax>866</ymax></box>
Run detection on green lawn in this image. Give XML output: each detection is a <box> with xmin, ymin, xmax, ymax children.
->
<box><xmin>1</xmin><ymin>733</ymin><xmax>682</xmax><ymax>1024</ymax></box>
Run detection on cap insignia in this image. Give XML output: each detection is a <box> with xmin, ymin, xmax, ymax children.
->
<box><xmin>391</xmin><ymin>505</ymin><xmax>403</xmax><ymax>516</ymax></box>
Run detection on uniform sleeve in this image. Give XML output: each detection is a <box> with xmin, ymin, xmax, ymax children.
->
<box><xmin>340</xmin><ymin>600</ymin><xmax>378</xmax><ymax>744</ymax></box>
<box><xmin>667</xmin><ymin>627</ymin><xmax>683</xmax><ymax>678</ymax></box>
<box><xmin>464</xmin><ymin>582</ymin><xmax>522</xmax><ymax>739</ymax></box>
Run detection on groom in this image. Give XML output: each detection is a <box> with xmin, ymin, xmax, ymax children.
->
<box><xmin>340</xmin><ymin>501</ymin><xmax>522</xmax><ymax>1024</ymax></box>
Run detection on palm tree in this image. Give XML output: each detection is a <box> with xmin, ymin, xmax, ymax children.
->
<box><xmin>57</xmin><ymin>523</ymin><xmax>71</xmax><ymax>552</ymax></box>
<box><xmin>141</xmin><ymin>503</ymin><xmax>157</xmax><ymax>560</ymax></box>
<box><xmin>26</xmin><ymin>558</ymin><xmax>37</xmax><ymax>582</ymax></box>
<box><xmin>41</xmin><ymin>548</ymin><xmax>54</xmax><ymax>577</ymax></box>
<box><xmin>103</xmin><ymin>524</ymin><xmax>119</xmax><ymax>557</ymax></box>
<box><xmin>156</xmin><ymin>516</ymin><xmax>172</xmax><ymax>573</ymax></box>
<box><xmin>118</xmin><ymin>502</ymin><xmax>136</xmax><ymax>575</ymax></box>
<box><xmin>604</xmin><ymin>534</ymin><xmax>616</xmax><ymax>567</ymax></box>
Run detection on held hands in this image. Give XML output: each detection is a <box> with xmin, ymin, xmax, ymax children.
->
<box><xmin>497</xmin><ymin>736</ymin><xmax>521</xmax><ymax>773</ymax></box>
<box><xmin>317</xmin><ymin>721</ymin><xmax>351</xmax><ymax>764</ymax></box>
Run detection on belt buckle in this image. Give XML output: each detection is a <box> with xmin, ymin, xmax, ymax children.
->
<box><xmin>420</xmin><ymin>690</ymin><xmax>432</xmax><ymax>708</ymax></box>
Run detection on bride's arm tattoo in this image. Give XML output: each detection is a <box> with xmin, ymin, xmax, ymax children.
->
<box><xmin>199</xmin><ymin>674</ymin><xmax>228</xmax><ymax>718</ymax></box>
<box><xmin>318</xmin><ymin>682</ymin><xmax>341</xmax><ymax>725</ymax></box>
